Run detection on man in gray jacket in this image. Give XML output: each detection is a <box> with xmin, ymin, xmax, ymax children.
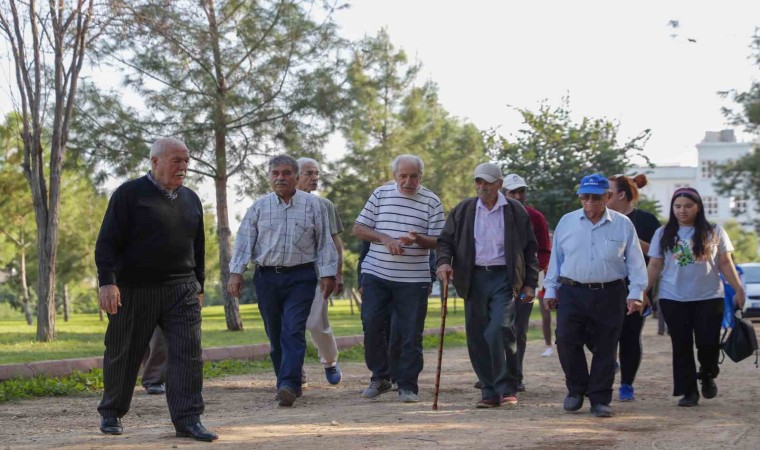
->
<box><xmin>436</xmin><ymin>163</ymin><xmax>539</xmax><ymax>408</ymax></box>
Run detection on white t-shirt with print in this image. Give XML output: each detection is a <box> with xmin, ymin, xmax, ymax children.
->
<box><xmin>648</xmin><ymin>224</ymin><xmax>734</xmax><ymax>302</ymax></box>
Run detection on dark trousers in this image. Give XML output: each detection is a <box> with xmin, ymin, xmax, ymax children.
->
<box><xmin>619</xmin><ymin>310</ymin><xmax>645</xmax><ymax>386</ymax></box>
<box><xmin>141</xmin><ymin>327</ymin><xmax>167</xmax><ymax>387</ymax></box>
<box><xmin>556</xmin><ymin>282</ymin><xmax>626</xmax><ymax>406</ymax></box>
<box><xmin>98</xmin><ymin>282</ymin><xmax>204</xmax><ymax>427</ymax></box>
<box><xmin>361</xmin><ymin>274</ymin><xmax>429</xmax><ymax>394</ymax></box>
<box><xmin>386</xmin><ymin>315</ymin><xmax>399</xmax><ymax>383</ymax></box>
<box><xmin>659</xmin><ymin>298</ymin><xmax>723</xmax><ymax>396</ymax></box>
<box><xmin>255</xmin><ymin>265</ymin><xmax>318</xmax><ymax>393</ymax></box>
<box><xmin>510</xmin><ymin>300</ymin><xmax>534</xmax><ymax>384</ymax></box>
<box><xmin>465</xmin><ymin>269</ymin><xmax>517</xmax><ymax>399</ymax></box>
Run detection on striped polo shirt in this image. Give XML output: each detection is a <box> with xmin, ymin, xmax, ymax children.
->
<box><xmin>355</xmin><ymin>183</ymin><xmax>444</xmax><ymax>283</ymax></box>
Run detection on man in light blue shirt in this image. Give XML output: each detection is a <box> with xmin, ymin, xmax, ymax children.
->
<box><xmin>544</xmin><ymin>173</ymin><xmax>647</xmax><ymax>418</ymax></box>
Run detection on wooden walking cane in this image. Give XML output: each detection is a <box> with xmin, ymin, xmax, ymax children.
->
<box><xmin>432</xmin><ymin>280</ymin><xmax>449</xmax><ymax>410</ymax></box>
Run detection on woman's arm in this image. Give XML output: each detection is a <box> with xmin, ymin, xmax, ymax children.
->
<box><xmin>645</xmin><ymin>257</ymin><xmax>665</xmax><ymax>305</ymax></box>
<box><xmin>718</xmin><ymin>252</ymin><xmax>746</xmax><ymax>309</ymax></box>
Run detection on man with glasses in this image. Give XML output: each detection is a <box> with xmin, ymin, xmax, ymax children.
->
<box><xmin>543</xmin><ymin>173</ymin><xmax>647</xmax><ymax>418</ymax></box>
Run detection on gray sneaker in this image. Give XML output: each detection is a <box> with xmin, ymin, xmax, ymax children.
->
<box><xmin>398</xmin><ymin>389</ymin><xmax>419</xmax><ymax>403</ymax></box>
<box><xmin>362</xmin><ymin>379</ymin><xmax>392</xmax><ymax>398</ymax></box>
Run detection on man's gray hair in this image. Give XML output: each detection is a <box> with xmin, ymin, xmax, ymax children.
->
<box><xmin>268</xmin><ymin>154</ymin><xmax>299</xmax><ymax>173</ymax></box>
<box><xmin>296</xmin><ymin>157</ymin><xmax>320</xmax><ymax>172</ymax></box>
<box><xmin>149</xmin><ymin>137</ymin><xmax>187</xmax><ymax>159</ymax></box>
<box><xmin>391</xmin><ymin>154</ymin><xmax>424</xmax><ymax>175</ymax></box>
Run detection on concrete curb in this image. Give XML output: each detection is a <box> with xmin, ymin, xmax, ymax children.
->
<box><xmin>0</xmin><ymin>325</ymin><xmax>466</xmax><ymax>381</ymax></box>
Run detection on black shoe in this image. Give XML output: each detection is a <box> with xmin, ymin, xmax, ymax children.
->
<box><xmin>278</xmin><ymin>386</ymin><xmax>298</xmax><ymax>407</ymax></box>
<box><xmin>563</xmin><ymin>394</ymin><xmax>584</xmax><ymax>412</ymax></box>
<box><xmin>175</xmin><ymin>423</ymin><xmax>219</xmax><ymax>442</ymax></box>
<box><xmin>678</xmin><ymin>392</ymin><xmax>700</xmax><ymax>407</ymax></box>
<box><xmin>100</xmin><ymin>417</ymin><xmax>123</xmax><ymax>435</ymax></box>
<box><xmin>700</xmin><ymin>378</ymin><xmax>718</xmax><ymax>399</ymax></box>
<box><xmin>590</xmin><ymin>403</ymin><xmax>613</xmax><ymax>418</ymax></box>
<box><xmin>517</xmin><ymin>382</ymin><xmax>526</xmax><ymax>393</ymax></box>
<box><xmin>145</xmin><ymin>383</ymin><xmax>165</xmax><ymax>395</ymax></box>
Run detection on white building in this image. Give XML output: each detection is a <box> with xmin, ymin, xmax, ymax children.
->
<box><xmin>633</xmin><ymin>130</ymin><xmax>757</xmax><ymax>230</ymax></box>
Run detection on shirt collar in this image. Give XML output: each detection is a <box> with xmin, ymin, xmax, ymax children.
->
<box><xmin>476</xmin><ymin>192</ymin><xmax>509</xmax><ymax>212</ymax></box>
<box><xmin>146</xmin><ymin>171</ymin><xmax>181</xmax><ymax>200</ymax></box>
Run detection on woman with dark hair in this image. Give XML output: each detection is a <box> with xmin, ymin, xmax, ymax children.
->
<box><xmin>646</xmin><ymin>187</ymin><xmax>745</xmax><ymax>407</ymax></box>
<box><xmin>607</xmin><ymin>174</ymin><xmax>661</xmax><ymax>402</ymax></box>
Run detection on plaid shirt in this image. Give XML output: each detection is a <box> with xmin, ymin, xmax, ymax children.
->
<box><xmin>146</xmin><ymin>171</ymin><xmax>181</xmax><ymax>201</ymax></box>
<box><xmin>229</xmin><ymin>190</ymin><xmax>338</xmax><ymax>277</ymax></box>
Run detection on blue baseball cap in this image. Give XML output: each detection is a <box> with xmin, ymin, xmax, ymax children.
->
<box><xmin>576</xmin><ymin>173</ymin><xmax>609</xmax><ymax>195</ymax></box>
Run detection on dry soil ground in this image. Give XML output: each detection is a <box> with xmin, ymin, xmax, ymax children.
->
<box><xmin>1</xmin><ymin>319</ymin><xmax>759</xmax><ymax>449</ymax></box>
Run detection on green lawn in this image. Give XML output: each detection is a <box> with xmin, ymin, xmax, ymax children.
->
<box><xmin>0</xmin><ymin>298</ymin><xmax>547</xmax><ymax>365</ymax></box>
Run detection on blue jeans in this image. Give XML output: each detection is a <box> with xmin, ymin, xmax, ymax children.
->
<box><xmin>465</xmin><ymin>268</ymin><xmax>517</xmax><ymax>399</ymax></box>
<box><xmin>255</xmin><ymin>265</ymin><xmax>318</xmax><ymax>392</ymax></box>
<box><xmin>361</xmin><ymin>274</ymin><xmax>429</xmax><ymax>394</ymax></box>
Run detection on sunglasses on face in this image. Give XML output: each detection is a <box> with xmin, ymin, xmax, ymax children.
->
<box><xmin>579</xmin><ymin>193</ymin><xmax>605</xmax><ymax>202</ymax></box>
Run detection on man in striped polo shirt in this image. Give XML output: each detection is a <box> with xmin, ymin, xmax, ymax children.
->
<box><xmin>353</xmin><ymin>154</ymin><xmax>445</xmax><ymax>403</ymax></box>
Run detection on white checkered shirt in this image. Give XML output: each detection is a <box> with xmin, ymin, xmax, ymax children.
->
<box><xmin>229</xmin><ymin>190</ymin><xmax>338</xmax><ymax>277</ymax></box>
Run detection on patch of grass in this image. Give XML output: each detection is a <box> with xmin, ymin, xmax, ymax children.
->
<box><xmin>0</xmin><ymin>332</ymin><xmax>470</xmax><ymax>403</ymax></box>
<box><xmin>0</xmin><ymin>298</ymin><xmax>480</xmax><ymax>365</ymax></box>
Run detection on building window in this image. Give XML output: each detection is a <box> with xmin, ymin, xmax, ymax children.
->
<box><xmin>700</xmin><ymin>160</ymin><xmax>717</xmax><ymax>178</ymax></box>
<box><xmin>674</xmin><ymin>183</ymin><xmax>690</xmax><ymax>190</ymax></box>
<box><xmin>730</xmin><ymin>195</ymin><xmax>748</xmax><ymax>214</ymax></box>
<box><xmin>704</xmin><ymin>196</ymin><xmax>719</xmax><ymax>216</ymax></box>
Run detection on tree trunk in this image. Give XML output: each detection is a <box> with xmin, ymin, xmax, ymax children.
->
<box><xmin>35</xmin><ymin>222</ymin><xmax>58</xmax><ymax>341</ymax></box>
<box><xmin>19</xmin><ymin>234</ymin><xmax>33</xmax><ymax>325</ymax></box>
<box><xmin>206</xmin><ymin>0</ymin><xmax>242</xmax><ymax>331</ymax></box>
<box><xmin>216</xmin><ymin>175</ymin><xmax>243</xmax><ymax>331</ymax></box>
<box><xmin>62</xmin><ymin>284</ymin><xmax>70</xmax><ymax>322</ymax></box>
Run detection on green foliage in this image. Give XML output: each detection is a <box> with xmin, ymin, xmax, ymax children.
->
<box><xmin>637</xmin><ymin>195</ymin><xmax>664</xmax><ymax>222</ymax></box>
<box><xmin>0</xmin><ymin>369</ymin><xmax>104</xmax><ymax>403</ymax></box>
<box><xmin>714</xmin><ymin>150</ymin><xmax>760</xmax><ymax>230</ymax></box>
<box><xmin>723</xmin><ymin>220</ymin><xmax>759</xmax><ymax>263</ymax></box>
<box><xmin>486</xmin><ymin>97</ymin><xmax>652</xmax><ymax>228</ymax></box>
<box><xmin>718</xmin><ymin>30</ymin><xmax>760</xmax><ymax>133</ymax></box>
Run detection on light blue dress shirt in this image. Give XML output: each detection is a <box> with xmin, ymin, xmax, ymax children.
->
<box><xmin>544</xmin><ymin>207</ymin><xmax>648</xmax><ymax>300</ymax></box>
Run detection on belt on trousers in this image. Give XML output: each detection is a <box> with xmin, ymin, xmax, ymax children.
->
<box><xmin>258</xmin><ymin>262</ymin><xmax>314</xmax><ymax>274</ymax></box>
<box><xmin>559</xmin><ymin>276</ymin><xmax>624</xmax><ymax>290</ymax></box>
<box><xmin>474</xmin><ymin>265</ymin><xmax>507</xmax><ymax>271</ymax></box>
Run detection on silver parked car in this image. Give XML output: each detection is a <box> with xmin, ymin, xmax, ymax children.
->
<box><xmin>740</xmin><ymin>262</ymin><xmax>760</xmax><ymax>318</ymax></box>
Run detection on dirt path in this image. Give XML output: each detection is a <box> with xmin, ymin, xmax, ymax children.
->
<box><xmin>2</xmin><ymin>319</ymin><xmax>759</xmax><ymax>449</ymax></box>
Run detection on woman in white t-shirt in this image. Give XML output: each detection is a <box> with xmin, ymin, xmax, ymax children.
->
<box><xmin>646</xmin><ymin>187</ymin><xmax>745</xmax><ymax>407</ymax></box>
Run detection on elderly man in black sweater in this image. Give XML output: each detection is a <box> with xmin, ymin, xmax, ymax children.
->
<box><xmin>94</xmin><ymin>137</ymin><xmax>217</xmax><ymax>442</ymax></box>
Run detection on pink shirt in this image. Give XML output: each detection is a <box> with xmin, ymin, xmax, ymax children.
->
<box><xmin>474</xmin><ymin>192</ymin><xmax>508</xmax><ymax>266</ymax></box>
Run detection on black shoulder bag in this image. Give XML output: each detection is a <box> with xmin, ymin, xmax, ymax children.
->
<box><xmin>719</xmin><ymin>311</ymin><xmax>759</xmax><ymax>367</ymax></box>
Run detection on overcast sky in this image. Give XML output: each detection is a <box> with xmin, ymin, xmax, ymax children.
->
<box><xmin>331</xmin><ymin>0</ymin><xmax>759</xmax><ymax>166</ymax></box>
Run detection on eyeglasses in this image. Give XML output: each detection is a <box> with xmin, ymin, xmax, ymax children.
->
<box><xmin>579</xmin><ymin>193</ymin><xmax>605</xmax><ymax>202</ymax></box>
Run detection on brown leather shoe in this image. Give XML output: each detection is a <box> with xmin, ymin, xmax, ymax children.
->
<box><xmin>476</xmin><ymin>397</ymin><xmax>501</xmax><ymax>408</ymax></box>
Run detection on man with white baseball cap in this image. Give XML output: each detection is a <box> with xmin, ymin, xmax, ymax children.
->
<box><xmin>503</xmin><ymin>173</ymin><xmax>553</xmax><ymax>393</ymax></box>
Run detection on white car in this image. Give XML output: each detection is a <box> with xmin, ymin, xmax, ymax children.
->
<box><xmin>740</xmin><ymin>262</ymin><xmax>760</xmax><ymax>318</ymax></box>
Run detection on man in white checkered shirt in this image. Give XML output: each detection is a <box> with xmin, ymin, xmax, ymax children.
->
<box><xmin>228</xmin><ymin>155</ymin><xmax>338</xmax><ymax>407</ymax></box>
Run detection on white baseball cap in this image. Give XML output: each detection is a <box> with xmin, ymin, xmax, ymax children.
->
<box><xmin>504</xmin><ymin>173</ymin><xmax>528</xmax><ymax>191</ymax></box>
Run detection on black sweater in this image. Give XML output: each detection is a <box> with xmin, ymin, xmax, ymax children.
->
<box><xmin>95</xmin><ymin>176</ymin><xmax>205</xmax><ymax>291</ymax></box>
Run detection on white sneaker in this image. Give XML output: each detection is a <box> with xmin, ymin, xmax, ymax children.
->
<box><xmin>541</xmin><ymin>346</ymin><xmax>554</xmax><ymax>357</ymax></box>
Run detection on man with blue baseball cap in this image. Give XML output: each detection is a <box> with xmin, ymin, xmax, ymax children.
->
<box><xmin>543</xmin><ymin>173</ymin><xmax>647</xmax><ymax>418</ymax></box>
